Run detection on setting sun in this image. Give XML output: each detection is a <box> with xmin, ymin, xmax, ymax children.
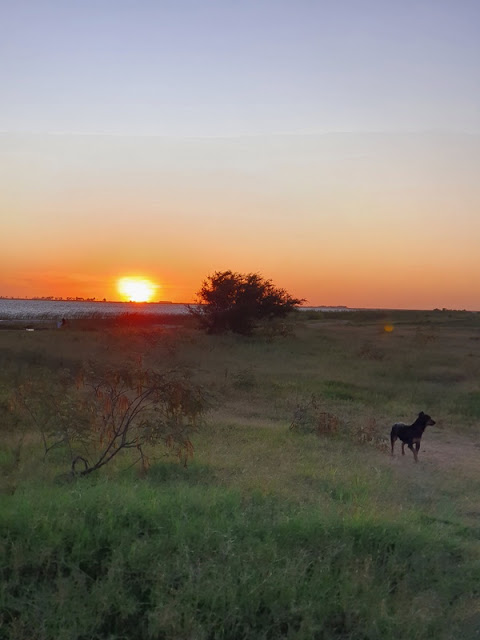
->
<box><xmin>117</xmin><ymin>277</ymin><xmax>158</xmax><ymax>302</ymax></box>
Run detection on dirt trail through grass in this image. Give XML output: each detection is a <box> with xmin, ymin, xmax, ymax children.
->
<box><xmin>406</xmin><ymin>427</ymin><xmax>480</xmax><ymax>476</ymax></box>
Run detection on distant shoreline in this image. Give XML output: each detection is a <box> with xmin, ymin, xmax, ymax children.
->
<box><xmin>2</xmin><ymin>297</ymin><xmax>478</xmax><ymax>312</ymax></box>
<box><xmin>0</xmin><ymin>298</ymin><xmax>478</xmax><ymax>320</ymax></box>
<box><xmin>0</xmin><ymin>297</ymin><xmax>179</xmax><ymax>304</ymax></box>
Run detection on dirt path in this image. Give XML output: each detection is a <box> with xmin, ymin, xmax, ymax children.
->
<box><xmin>387</xmin><ymin>427</ymin><xmax>480</xmax><ymax>521</ymax></box>
<box><xmin>388</xmin><ymin>425</ymin><xmax>479</xmax><ymax>490</ymax></box>
<box><xmin>418</xmin><ymin>428</ymin><xmax>480</xmax><ymax>476</ymax></box>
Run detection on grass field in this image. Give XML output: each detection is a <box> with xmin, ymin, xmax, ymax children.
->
<box><xmin>1</xmin><ymin>310</ymin><xmax>480</xmax><ymax>639</ymax></box>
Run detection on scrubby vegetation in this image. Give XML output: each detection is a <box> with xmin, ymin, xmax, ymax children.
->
<box><xmin>191</xmin><ymin>270</ymin><xmax>303</xmax><ymax>335</ymax></box>
<box><xmin>1</xmin><ymin>309</ymin><xmax>480</xmax><ymax>639</ymax></box>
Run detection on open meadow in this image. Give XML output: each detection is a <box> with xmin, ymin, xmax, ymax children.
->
<box><xmin>1</xmin><ymin>309</ymin><xmax>480</xmax><ymax>639</ymax></box>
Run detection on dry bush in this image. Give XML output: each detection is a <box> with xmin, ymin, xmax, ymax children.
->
<box><xmin>8</xmin><ymin>369</ymin><xmax>78</xmax><ymax>460</ymax></box>
<box><xmin>290</xmin><ymin>401</ymin><xmax>389</xmax><ymax>452</ymax></box>
<box><xmin>352</xmin><ymin>417</ymin><xmax>389</xmax><ymax>452</ymax></box>
<box><xmin>7</xmin><ymin>360</ymin><xmax>210</xmax><ymax>477</ymax></box>
<box><xmin>290</xmin><ymin>396</ymin><xmax>339</xmax><ymax>436</ymax></box>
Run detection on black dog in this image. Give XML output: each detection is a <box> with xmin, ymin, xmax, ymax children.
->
<box><xmin>390</xmin><ymin>412</ymin><xmax>436</xmax><ymax>462</ymax></box>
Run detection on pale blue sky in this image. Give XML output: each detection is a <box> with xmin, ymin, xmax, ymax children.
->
<box><xmin>1</xmin><ymin>1</ymin><xmax>480</xmax><ymax>308</ymax></box>
<box><xmin>2</xmin><ymin>0</ymin><xmax>479</xmax><ymax>136</ymax></box>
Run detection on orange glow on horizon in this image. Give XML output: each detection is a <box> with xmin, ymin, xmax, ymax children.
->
<box><xmin>1</xmin><ymin>260</ymin><xmax>479</xmax><ymax>310</ymax></box>
<box><xmin>2</xmin><ymin>131</ymin><xmax>479</xmax><ymax>312</ymax></box>
<box><xmin>117</xmin><ymin>277</ymin><xmax>158</xmax><ymax>302</ymax></box>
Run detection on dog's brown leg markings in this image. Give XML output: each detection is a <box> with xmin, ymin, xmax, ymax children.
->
<box><xmin>407</xmin><ymin>442</ymin><xmax>418</xmax><ymax>462</ymax></box>
<box><xmin>414</xmin><ymin>440</ymin><xmax>420</xmax><ymax>462</ymax></box>
<box><xmin>390</xmin><ymin>434</ymin><xmax>397</xmax><ymax>456</ymax></box>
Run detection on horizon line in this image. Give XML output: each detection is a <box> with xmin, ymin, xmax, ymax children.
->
<box><xmin>0</xmin><ymin>296</ymin><xmax>478</xmax><ymax>313</ymax></box>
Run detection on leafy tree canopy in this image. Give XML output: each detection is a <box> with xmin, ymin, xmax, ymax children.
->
<box><xmin>191</xmin><ymin>270</ymin><xmax>304</xmax><ymax>335</ymax></box>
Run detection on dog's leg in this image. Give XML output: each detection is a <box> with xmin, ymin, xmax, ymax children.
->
<box><xmin>390</xmin><ymin>434</ymin><xmax>397</xmax><ymax>456</ymax></box>
<box><xmin>407</xmin><ymin>443</ymin><xmax>418</xmax><ymax>462</ymax></box>
<box><xmin>414</xmin><ymin>441</ymin><xmax>420</xmax><ymax>462</ymax></box>
<box><xmin>401</xmin><ymin>442</ymin><xmax>405</xmax><ymax>456</ymax></box>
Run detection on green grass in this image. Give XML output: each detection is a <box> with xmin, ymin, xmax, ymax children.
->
<box><xmin>456</xmin><ymin>391</ymin><xmax>480</xmax><ymax>418</ymax></box>
<box><xmin>1</xmin><ymin>479</ymin><xmax>479</xmax><ymax>640</ymax></box>
<box><xmin>1</xmin><ymin>310</ymin><xmax>480</xmax><ymax>638</ymax></box>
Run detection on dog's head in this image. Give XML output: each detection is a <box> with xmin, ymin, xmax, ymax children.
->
<box><xmin>418</xmin><ymin>411</ymin><xmax>436</xmax><ymax>426</ymax></box>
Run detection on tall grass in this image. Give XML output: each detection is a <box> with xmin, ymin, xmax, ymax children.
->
<box><xmin>1</xmin><ymin>479</ymin><xmax>479</xmax><ymax>640</ymax></box>
<box><xmin>1</xmin><ymin>311</ymin><xmax>480</xmax><ymax>638</ymax></box>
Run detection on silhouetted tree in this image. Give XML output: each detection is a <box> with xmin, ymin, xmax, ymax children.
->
<box><xmin>191</xmin><ymin>270</ymin><xmax>304</xmax><ymax>335</ymax></box>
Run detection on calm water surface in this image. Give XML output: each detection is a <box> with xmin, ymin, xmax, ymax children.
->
<box><xmin>0</xmin><ymin>299</ymin><xmax>190</xmax><ymax>321</ymax></box>
<box><xmin>0</xmin><ymin>299</ymin><xmax>351</xmax><ymax>322</ymax></box>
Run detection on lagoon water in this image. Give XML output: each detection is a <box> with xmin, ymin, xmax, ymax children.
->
<box><xmin>0</xmin><ymin>299</ymin><xmax>190</xmax><ymax>321</ymax></box>
<box><xmin>0</xmin><ymin>299</ymin><xmax>351</xmax><ymax>322</ymax></box>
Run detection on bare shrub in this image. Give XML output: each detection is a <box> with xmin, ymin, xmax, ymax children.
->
<box><xmin>290</xmin><ymin>401</ymin><xmax>388</xmax><ymax>452</ymax></box>
<box><xmin>9</xmin><ymin>369</ymin><xmax>79</xmax><ymax>460</ymax></box>
<box><xmin>353</xmin><ymin>417</ymin><xmax>389</xmax><ymax>452</ymax></box>
<box><xmin>290</xmin><ymin>396</ymin><xmax>339</xmax><ymax>436</ymax></box>
<box><xmin>8</xmin><ymin>360</ymin><xmax>210</xmax><ymax>477</ymax></box>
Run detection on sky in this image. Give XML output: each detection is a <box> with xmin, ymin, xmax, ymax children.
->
<box><xmin>1</xmin><ymin>0</ymin><xmax>479</xmax><ymax>308</ymax></box>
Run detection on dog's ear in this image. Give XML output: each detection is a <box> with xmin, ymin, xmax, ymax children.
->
<box><xmin>419</xmin><ymin>411</ymin><xmax>425</xmax><ymax>417</ymax></box>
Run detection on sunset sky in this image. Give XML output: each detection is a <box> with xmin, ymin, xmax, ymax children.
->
<box><xmin>1</xmin><ymin>1</ymin><xmax>479</xmax><ymax>309</ymax></box>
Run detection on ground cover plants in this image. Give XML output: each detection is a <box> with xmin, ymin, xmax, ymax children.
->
<box><xmin>1</xmin><ymin>309</ymin><xmax>480</xmax><ymax>639</ymax></box>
